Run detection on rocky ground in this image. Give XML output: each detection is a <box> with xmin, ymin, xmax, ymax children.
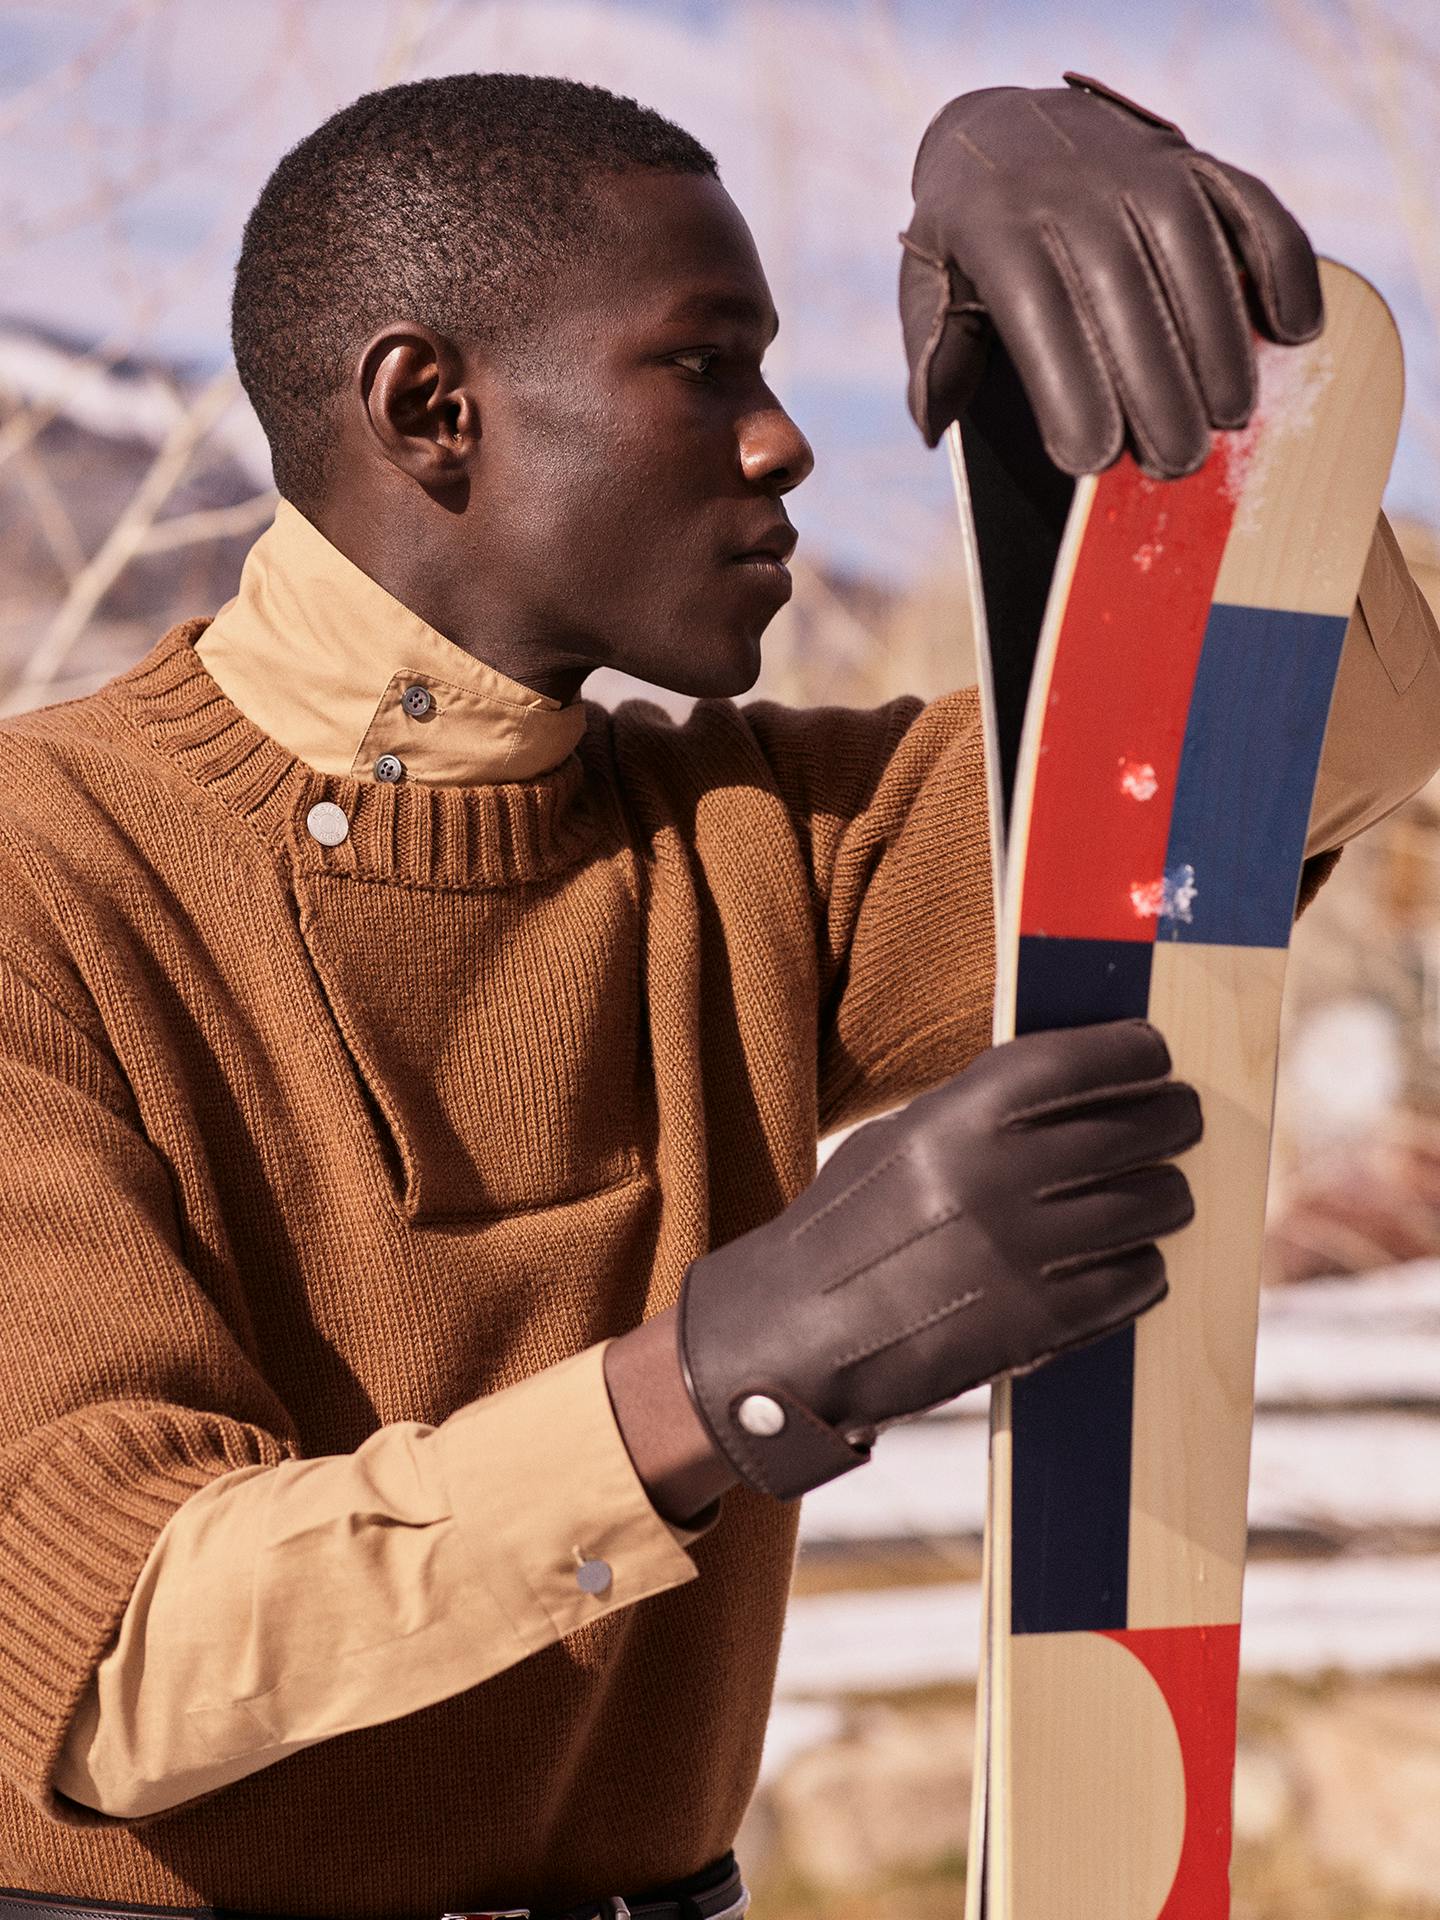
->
<box><xmin>739</xmin><ymin>1673</ymin><xmax>1440</xmax><ymax>1917</ymax></box>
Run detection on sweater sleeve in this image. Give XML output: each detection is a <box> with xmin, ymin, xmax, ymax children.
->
<box><xmin>0</xmin><ymin>924</ymin><xmax>703</xmax><ymax>1830</ymax></box>
<box><xmin>0</xmin><ymin>945</ymin><xmax>299</xmax><ymax>1826</ymax></box>
<box><xmin>1305</xmin><ymin>512</ymin><xmax>1440</xmax><ymax>856</ymax></box>
<box><xmin>53</xmin><ymin>1343</ymin><xmax>699</xmax><ymax>1821</ymax></box>
<box><xmin>738</xmin><ymin>686</ymin><xmax>996</xmax><ymax>1137</ymax></box>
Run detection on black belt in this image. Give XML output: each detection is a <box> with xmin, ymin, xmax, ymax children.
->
<box><xmin>0</xmin><ymin>1857</ymin><xmax>748</xmax><ymax>1920</ymax></box>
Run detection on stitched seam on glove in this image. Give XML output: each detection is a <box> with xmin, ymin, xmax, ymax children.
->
<box><xmin>1024</xmin><ymin>93</ymin><xmax>1077</xmax><ymax>155</ymax></box>
<box><xmin>1041</xmin><ymin>1232</ymin><xmax>1163</xmax><ymax>1278</ymax></box>
<box><xmin>1004</xmin><ymin>1068</ymin><xmax>1174</xmax><ymax>1129</ymax></box>
<box><xmin>1186</xmin><ymin>154</ymin><xmax>1297</xmax><ymax>341</ymax></box>
<box><xmin>1036</xmin><ymin>217</ymin><xmax>1124</xmax><ymax>470</ymax></box>
<box><xmin>1130</xmin><ymin>181</ymin><xmax>1256</xmax><ymax>427</ymax></box>
<box><xmin>948</xmin><ymin>125</ymin><xmax>998</xmax><ymax>174</ymax></box>
<box><xmin>1036</xmin><ymin>1153</ymin><xmax>1193</xmax><ymax>1201</ymax></box>
<box><xmin>834</xmin><ymin>1288</ymin><xmax>986</xmax><ymax>1371</ymax></box>
<box><xmin>819</xmin><ymin>1196</ymin><xmax>969</xmax><ymax>1295</ymax></box>
<box><xmin>790</xmin><ymin>1138</ymin><xmax>914</xmax><ymax>1241</ymax></box>
<box><xmin>1116</xmin><ymin>206</ymin><xmax>1205</xmax><ymax>474</ymax></box>
<box><xmin>1118</xmin><ymin>190</ymin><xmax>1238</xmax><ymax>440</ymax></box>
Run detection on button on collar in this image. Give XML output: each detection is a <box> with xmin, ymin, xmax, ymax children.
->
<box><xmin>374</xmin><ymin>753</ymin><xmax>405</xmax><ymax>784</ymax></box>
<box><xmin>305</xmin><ymin>801</ymin><xmax>350</xmax><ymax>846</ymax></box>
<box><xmin>401</xmin><ymin>683</ymin><xmax>434</xmax><ymax>718</ymax></box>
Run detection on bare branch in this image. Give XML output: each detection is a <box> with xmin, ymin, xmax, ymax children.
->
<box><xmin>0</xmin><ymin>0</ymin><xmax>163</xmax><ymax>142</ymax></box>
<box><xmin>10</xmin><ymin>442</ymin><xmax>87</xmax><ymax>581</ymax></box>
<box><xmin>0</xmin><ymin>368</ymin><xmax>240</xmax><ymax>716</ymax></box>
<box><xmin>1344</xmin><ymin>0</ymin><xmax>1440</xmax><ymax>352</ymax></box>
<box><xmin>136</xmin><ymin>490</ymin><xmax>277</xmax><ymax>554</ymax></box>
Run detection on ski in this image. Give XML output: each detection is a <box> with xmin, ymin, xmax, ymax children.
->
<box><xmin>952</xmin><ymin>259</ymin><xmax>1403</xmax><ymax>1919</ymax></box>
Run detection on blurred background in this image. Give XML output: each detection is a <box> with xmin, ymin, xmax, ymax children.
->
<box><xmin>3</xmin><ymin>2</ymin><xmax>1440</xmax><ymax>1914</ymax></box>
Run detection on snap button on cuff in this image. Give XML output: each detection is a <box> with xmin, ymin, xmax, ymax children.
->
<box><xmin>374</xmin><ymin>753</ymin><xmax>405</xmax><ymax>784</ymax></box>
<box><xmin>736</xmin><ymin>1394</ymin><xmax>786</xmax><ymax>1438</ymax></box>
<box><xmin>305</xmin><ymin>801</ymin><xmax>350</xmax><ymax>847</ymax></box>
<box><xmin>401</xmin><ymin>683</ymin><xmax>433</xmax><ymax>718</ymax></box>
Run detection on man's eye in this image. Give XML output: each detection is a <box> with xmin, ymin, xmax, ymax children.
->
<box><xmin>672</xmin><ymin>349</ymin><xmax>716</xmax><ymax>376</ymax></box>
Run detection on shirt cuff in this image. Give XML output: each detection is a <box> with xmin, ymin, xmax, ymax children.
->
<box><xmin>434</xmin><ymin>1342</ymin><xmax>703</xmax><ymax>1650</ymax></box>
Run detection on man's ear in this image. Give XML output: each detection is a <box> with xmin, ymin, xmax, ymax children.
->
<box><xmin>357</xmin><ymin>322</ymin><xmax>478</xmax><ymax>489</ymax></box>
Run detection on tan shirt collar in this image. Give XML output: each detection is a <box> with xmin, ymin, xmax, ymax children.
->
<box><xmin>195</xmin><ymin>500</ymin><xmax>586</xmax><ymax>784</ymax></box>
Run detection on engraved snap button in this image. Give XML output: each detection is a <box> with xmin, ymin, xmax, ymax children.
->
<box><xmin>374</xmin><ymin>753</ymin><xmax>405</xmax><ymax>784</ymax></box>
<box><xmin>305</xmin><ymin>801</ymin><xmax>350</xmax><ymax>847</ymax></box>
<box><xmin>575</xmin><ymin>1557</ymin><xmax>613</xmax><ymax>1596</ymax></box>
<box><xmin>401</xmin><ymin>683</ymin><xmax>433</xmax><ymax>718</ymax></box>
<box><xmin>736</xmin><ymin>1393</ymin><xmax>786</xmax><ymax>1438</ymax></box>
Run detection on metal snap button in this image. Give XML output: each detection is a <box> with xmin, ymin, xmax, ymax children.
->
<box><xmin>401</xmin><ymin>683</ymin><xmax>433</xmax><ymax>718</ymax></box>
<box><xmin>374</xmin><ymin>753</ymin><xmax>405</xmax><ymax>784</ymax></box>
<box><xmin>736</xmin><ymin>1393</ymin><xmax>786</xmax><ymax>1438</ymax></box>
<box><xmin>575</xmin><ymin>1557</ymin><xmax>613</xmax><ymax>1596</ymax></box>
<box><xmin>305</xmin><ymin>801</ymin><xmax>350</xmax><ymax>847</ymax></box>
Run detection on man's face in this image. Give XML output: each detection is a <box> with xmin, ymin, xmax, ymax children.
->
<box><xmin>464</xmin><ymin>170</ymin><xmax>813</xmax><ymax>700</ymax></box>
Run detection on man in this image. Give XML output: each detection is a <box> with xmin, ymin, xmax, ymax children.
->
<box><xmin>0</xmin><ymin>70</ymin><xmax>1434</xmax><ymax>1920</ymax></box>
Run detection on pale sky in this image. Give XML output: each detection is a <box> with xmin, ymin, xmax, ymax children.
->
<box><xmin>2</xmin><ymin>0</ymin><xmax>1435</xmax><ymax>583</ymax></box>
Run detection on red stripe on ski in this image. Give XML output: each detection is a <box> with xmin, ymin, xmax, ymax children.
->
<box><xmin>1102</xmin><ymin>1622</ymin><xmax>1242</xmax><ymax>1916</ymax></box>
<box><xmin>1019</xmin><ymin>453</ymin><xmax>1236</xmax><ymax>943</ymax></box>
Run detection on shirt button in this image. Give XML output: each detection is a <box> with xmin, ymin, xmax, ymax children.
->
<box><xmin>305</xmin><ymin>801</ymin><xmax>350</xmax><ymax>847</ymax></box>
<box><xmin>401</xmin><ymin>683</ymin><xmax>433</xmax><ymax>718</ymax></box>
<box><xmin>575</xmin><ymin>1557</ymin><xmax>613</xmax><ymax>1597</ymax></box>
<box><xmin>374</xmin><ymin>753</ymin><xmax>405</xmax><ymax>784</ymax></box>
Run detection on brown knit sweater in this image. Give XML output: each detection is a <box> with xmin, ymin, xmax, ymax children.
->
<box><xmin>0</xmin><ymin>621</ymin><xmax>992</xmax><ymax>1915</ymax></box>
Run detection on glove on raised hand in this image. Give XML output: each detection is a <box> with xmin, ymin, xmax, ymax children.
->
<box><xmin>678</xmin><ymin>1019</ymin><xmax>1201</xmax><ymax>1501</ymax></box>
<box><xmin>899</xmin><ymin>72</ymin><xmax>1323</xmax><ymax>477</ymax></box>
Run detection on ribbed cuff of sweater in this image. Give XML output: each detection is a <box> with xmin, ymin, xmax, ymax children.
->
<box><xmin>0</xmin><ymin>1404</ymin><xmax>291</xmax><ymax>1827</ymax></box>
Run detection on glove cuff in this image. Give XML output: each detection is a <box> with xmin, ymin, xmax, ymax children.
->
<box><xmin>1062</xmin><ymin>70</ymin><xmax>1187</xmax><ymax>139</ymax></box>
<box><xmin>677</xmin><ymin>1300</ymin><xmax>870</xmax><ymax>1502</ymax></box>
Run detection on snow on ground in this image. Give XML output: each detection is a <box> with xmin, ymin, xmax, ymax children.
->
<box><xmin>773</xmin><ymin>1555</ymin><xmax>1440</xmax><ymax>1700</ymax></box>
<box><xmin>800</xmin><ymin>1407</ymin><xmax>1440</xmax><ymax>1543</ymax></box>
<box><xmin>780</xmin><ymin>1261</ymin><xmax>1440</xmax><ymax>1736</ymax></box>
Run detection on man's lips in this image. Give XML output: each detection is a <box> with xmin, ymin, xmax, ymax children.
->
<box><xmin>730</xmin><ymin>523</ymin><xmax>798</xmax><ymax>566</ymax></box>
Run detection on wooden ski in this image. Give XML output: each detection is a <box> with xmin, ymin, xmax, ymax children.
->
<box><xmin>951</xmin><ymin>259</ymin><xmax>1403</xmax><ymax>1919</ymax></box>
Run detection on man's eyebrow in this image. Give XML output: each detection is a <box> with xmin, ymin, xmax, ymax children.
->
<box><xmin>660</xmin><ymin>290</ymin><xmax>780</xmax><ymax>342</ymax></box>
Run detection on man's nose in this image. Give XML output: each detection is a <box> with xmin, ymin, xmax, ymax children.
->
<box><xmin>739</xmin><ymin>401</ymin><xmax>815</xmax><ymax>494</ymax></box>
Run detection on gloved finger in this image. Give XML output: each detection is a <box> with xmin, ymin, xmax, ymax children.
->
<box><xmin>899</xmin><ymin>241</ymin><xmax>991</xmax><ymax>445</ymax></box>
<box><xmin>983</xmin><ymin>1019</ymin><xmax>1174</xmax><ymax>1126</ymax></box>
<box><xmin>1046</xmin><ymin>210</ymin><xmax>1212</xmax><ymax>477</ymax></box>
<box><xmin>1038</xmin><ymin>1164</ymin><xmax>1195</xmax><ymax>1273</ymax></box>
<box><xmin>1035</xmin><ymin>1243</ymin><xmax>1170</xmax><ymax>1350</ymax></box>
<box><xmin>1125</xmin><ymin>179</ymin><xmax>1257</xmax><ymax>430</ymax></box>
<box><xmin>1032</xmin><ymin>1082</ymin><xmax>1204</xmax><ymax>1191</ymax></box>
<box><xmin>969</xmin><ymin>235</ymin><xmax>1126</xmax><ymax>475</ymax></box>
<box><xmin>1187</xmin><ymin>152</ymin><xmax>1324</xmax><ymax>345</ymax></box>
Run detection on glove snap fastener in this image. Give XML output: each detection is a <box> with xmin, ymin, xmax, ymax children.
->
<box><xmin>735</xmin><ymin>1393</ymin><xmax>786</xmax><ymax>1437</ymax></box>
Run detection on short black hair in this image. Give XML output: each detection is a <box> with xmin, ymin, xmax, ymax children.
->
<box><xmin>232</xmin><ymin>73</ymin><xmax>717</xmax><ymax>506</ymax></box>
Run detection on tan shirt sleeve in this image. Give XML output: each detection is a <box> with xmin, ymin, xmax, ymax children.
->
<box><xmin>1307</xmin><ymin>513</ymin><xmax>1440</xmax><ymax>856</ymax></box>
<box><xmin>54</xmin><ymin>1342</ymin><xmax>708</xmax><ymax>1820</ymax></box>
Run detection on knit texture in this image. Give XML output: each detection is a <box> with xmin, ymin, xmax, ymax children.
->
<box><xmin>0</xmin><ymin>620</ymin><xmax>993</xmax><ymax>1915</ymax></box>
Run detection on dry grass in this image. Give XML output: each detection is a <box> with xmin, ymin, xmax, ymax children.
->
<box><xmin>748</xmin><ymin>1834</ymin><xmax>1440</xmax><ymax>1919</ymax></box>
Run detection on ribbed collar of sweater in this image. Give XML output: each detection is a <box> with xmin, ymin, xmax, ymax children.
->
<box><xmin>107</xmin><ymin>620</ymin><xmax>612</xmax><ymax>893</ymax></box>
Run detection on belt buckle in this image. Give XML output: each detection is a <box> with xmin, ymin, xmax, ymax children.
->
<box><xmin>440</xmin><ymin>1910</ymin><xmax>530</xmax><ymax>1919</ymax></box>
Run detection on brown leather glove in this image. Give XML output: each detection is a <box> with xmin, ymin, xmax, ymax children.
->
<box><xmin>899</xmin><ymin>72</ymin><xmax>1323</xmax><ymax>477</ymax></box>
<box><xmin>678</xmin><ymin>1019</ymin><xmax>1201</xmax><ymax>1501</ymax></box>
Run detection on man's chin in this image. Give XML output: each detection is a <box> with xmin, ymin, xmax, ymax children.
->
<box><xmin>625</xmin><ymin>630</ymin><xmax>763</xmax><ymax>702</ymax></box>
